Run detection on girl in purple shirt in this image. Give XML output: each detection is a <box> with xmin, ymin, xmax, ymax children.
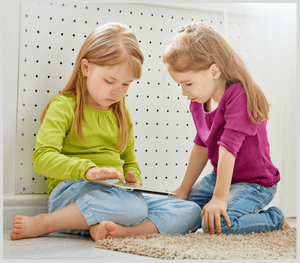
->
<box><xmin>163</xmin><ymin>22</ymin><xmax>291</xmax><ymax>235</ymax></box>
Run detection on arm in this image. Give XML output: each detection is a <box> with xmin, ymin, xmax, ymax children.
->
<box><xmin>201</xmin><ymin>145</ymin><xmax>235</xmax><ymax>234</ymax></box>
<box><xmin>33</xmin><ymin>97</ymin><xmax>96</xmax><ymax>181</ymax></box>
<box><xmin>171</xmin><ymin>144</ymin><xmax>208</xmax><ymax>199</ymax></box>
<box><xmin>214</xmin><ymin>145</ymin><xmax>235</xmax><ymax>201</ymax></box>
<box><xmin>33</xmin><ymin>96</ymin><xmax>125</xmax><ymax>183</ymax></box>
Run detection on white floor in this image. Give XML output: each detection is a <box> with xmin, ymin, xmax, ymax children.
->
<box><xmin>3</xmin><ymin>218</ymin><xmax>297</xmax><ymax>261</ymax></box>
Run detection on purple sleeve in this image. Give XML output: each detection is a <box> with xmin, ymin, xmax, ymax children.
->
<box><xmin>217</xmin><ymin>85</ymin><xmax>257</xmax><ymax>157</ymax></box>
<box><xmin>193</xmin><ymin>133</ymin><xmax>206</xmax><ymax>147</ymax></box>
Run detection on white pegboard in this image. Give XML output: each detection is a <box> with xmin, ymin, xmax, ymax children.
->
<box><xmin>16</xmin><ymin>3</ymin><xmax>254</xmax><ymax>194</ymax></box>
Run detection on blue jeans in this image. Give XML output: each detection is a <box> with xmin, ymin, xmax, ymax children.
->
<box><xmin>48</xmin><ymin>179</ymin><xmax>201</xmax><ymax>236</ymax></box>
<box><xmin>188</xmin><ymin>172</ymin><xmax>285</xmax><ymax>234</ymax></box>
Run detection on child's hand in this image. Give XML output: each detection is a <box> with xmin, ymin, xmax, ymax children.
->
<box><xmin>125</xmin><ymin>170</ymin><xmax>142</xmax><ymax>185</ymax></box>
<box><xmin>85</xmin><ymin>167</ymin><xmax>126</xmax><ymax>184</ymax></box>
<box><xmin>168</xmin><ymin>187</ymin><xmax>189</xmax><ymax>200</ymax></box>
<box><xmin>201</xmin><ymin>196</ymin><xmax>231</xmax><ymax>234</ymax></box>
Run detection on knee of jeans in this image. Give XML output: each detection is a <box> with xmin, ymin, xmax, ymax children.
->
<box><xmin>188</xmin><ymin>202</ymin><xmax>202</xmax><ymax>221</ymax></box>
<box><xmin>122</xmin><ymin>193</ymin><xmax>148</xmax><ymax>222</ymax></box>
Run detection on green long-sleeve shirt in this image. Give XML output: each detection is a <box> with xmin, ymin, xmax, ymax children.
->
<box><xmin>32</xmin><ymin>94</ymin><xmax>141</xmax><ymax>195</ymax></box>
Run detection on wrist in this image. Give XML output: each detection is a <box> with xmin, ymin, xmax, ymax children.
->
<box><xmin>212</xmin><ymin>193</ymin><xmax>228</xmax><ymax>202</ymax></box>
<box><xmin>85</xmin><ymin>166</ymin><xmax>97</xmax><ymax>180</ymax></box>
<box><xmin>178</xmin><ymin>184</ymin><xmax>192</xmax><ymax>195</ymax></box>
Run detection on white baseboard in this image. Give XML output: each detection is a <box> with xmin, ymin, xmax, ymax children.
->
<box><xmin>3</xmin><ymin>194</ymin><xmax>49</xmax><ymax>230</ymax></box>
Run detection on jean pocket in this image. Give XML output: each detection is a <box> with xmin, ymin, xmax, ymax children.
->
<box><xmin>258</xmin><ymin>184</ymin><xmax>277</xmax><ymax>207</ymax></box>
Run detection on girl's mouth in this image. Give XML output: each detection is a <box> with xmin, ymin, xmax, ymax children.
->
<box><xmin>106</xmin><ymin>99</ymin><xmax>116</xmax><ymax>103</ymax></box>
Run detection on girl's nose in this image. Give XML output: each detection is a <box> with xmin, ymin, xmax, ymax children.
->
<box><xmin>111</xmin><ymin>86</ymin><xmax>121</xmax><ymax>95</ymax></box>
<box><xmin>181</xmin><ymin>86</ymin><xmax>188</xmax><ymax>96</ymax></box>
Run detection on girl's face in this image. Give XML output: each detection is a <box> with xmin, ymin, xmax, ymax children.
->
<box><xmin>168</xmin><ymin>64</ymin><xmax>225</xmax><ymax>105</ymax></box>
<box><xmin>81</xmin><ymin>59</ymin><xmax>134</xmax><ymax>110</ymax></box>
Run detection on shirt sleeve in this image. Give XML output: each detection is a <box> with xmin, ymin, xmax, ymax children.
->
<box><xmin>217</xmin><ymin>85</ymin><xmax>257</xmax><ymax>157</ymax></box>
<box><xmin>120</xmin><ymin>103</ymin><xmax>142</xmax><ymax>183</ymax></box>
<box><xmin>32</xmin><ymin>96</ymin><xmax>96</xmax><ymax>181</ymax></box>
<box><xmin>193</xmin><ymin>133</ymin><xmax>206</xmax><ymax>147</ymax></box>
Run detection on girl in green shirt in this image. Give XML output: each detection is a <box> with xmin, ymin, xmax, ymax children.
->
<box><xmin>11</xmin><ymin>22</ymin><xmax>201</xmax><ymax>242</ymax></box>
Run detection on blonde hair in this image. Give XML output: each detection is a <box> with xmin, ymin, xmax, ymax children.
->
<box><xmin>163</xmin><ymin>23</ymin><xmax>269</xmax><ymax>123</ymax></box>
<box><xmin>41</xmin><ymin>22</ymin><xmax>144</xmax><ymax>153</ymax></box>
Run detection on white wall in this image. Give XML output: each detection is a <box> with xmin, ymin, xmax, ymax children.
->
<box><xmin>3</xmin><ymin>3</ymin><xmax>20</xmax><ymax>195</ymax></box>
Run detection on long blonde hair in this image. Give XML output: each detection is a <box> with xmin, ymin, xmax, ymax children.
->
<box><xmin>41</xmin><ymin>22</ymin><xmax>144</xmax><ymax>153</ymax></box>
<box><xmin>163</xmin><ymin>23</ymin><xmax>269</xmax><ymax>123</ymax></box>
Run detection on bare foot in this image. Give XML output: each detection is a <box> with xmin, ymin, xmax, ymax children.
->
<box><xmin>10</xmin><ymin>214</ymin><xmax>48</xmax><ymax>240</ymax></box>
<box><xmin>282</xmin><ymin>219</ymin><xmax>292</xmax><ymax>230</ymax></box>
<box><xmin>90</xmin><ymin>221</ymin><xmax>117</xmax><ymax>241</ymax></box>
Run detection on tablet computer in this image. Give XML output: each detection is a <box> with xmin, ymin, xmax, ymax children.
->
<box><xmin>93</xmin><ymin>180</ymin><xmax>176</xmax><ymax>196</ymax></box>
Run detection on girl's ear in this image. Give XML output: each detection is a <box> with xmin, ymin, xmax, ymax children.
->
<box><xmin>210</xmin><ymin>63</ymin><xmax>221</xmax><ymax>79</ymax></box>
<box><xmin>81</xmin><ymin>59</ymin><xmax>89</xmax><ymax>77</ymax></box>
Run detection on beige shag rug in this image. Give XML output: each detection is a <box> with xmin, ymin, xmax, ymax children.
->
<box><xmin>95</xmin><ymin>228</ymin><xmax>297</xmax><ymax>260</ymax></box>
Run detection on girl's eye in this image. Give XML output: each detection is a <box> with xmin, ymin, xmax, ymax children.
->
<box><xmin>123</xmin><ymin>83</ymin><xmax>130</xmax><ymax>87</ymax></box>
<box><xmin>105</xmin><ymin>80</ymin><xmax>114</xmax><ymax>84</ymax></box>
<box><xmin>186</xmin><ymin>83</ymin><xmax>192</xmax><ymax>86</ymax></box>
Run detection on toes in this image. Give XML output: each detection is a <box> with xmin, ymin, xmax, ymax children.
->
<box><xmin>12</xmin><ymin>228</ymin><xmax>21</xmax><ymax>234</ymax></box>
<box><xmin>13</xmin><ymin>221</ymin><xmax>22</xmax><ymax>227</ymax></box>
<box><xmin>13</xmin><ymin>217</ymin><xmax>23</xmax><ymax>225</ymax></box>
<box><xmin>15</xmin><ymin>224</ymin><xmax>22</xmax><ymax>229</ymax></box>
<box><xmin>10</xmin><ymin>233</ymin><xmax>17</xmax><ymax>240</ymax></box>
<box><xmin>10</xmin><ymin>230</ymin><xmax>21</xmax><ymax>240</ymax></box>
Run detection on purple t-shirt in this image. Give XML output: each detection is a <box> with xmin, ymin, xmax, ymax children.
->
<box><xmin>190</xmin><ymin>82</ymin><xmax>280</xmax><ymax>187</ymax></box>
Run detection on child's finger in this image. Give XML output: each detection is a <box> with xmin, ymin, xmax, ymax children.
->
<box><xmin>201</xmin><ymin>208</ymin><xmax>204</xmax><ymax>221</ymax></box>
<box><xmin>125</xmin><ymin>170</ymin><xmax>135</xmax><ymax>182</ymax></box>
<box><xmin>222</xmin><ymin>211</ymin><xmax>231</xmax><ymax>228</ymax></box>
<box><xmin>108</xmin><ymin>168</ymin><xmax>125</xmax><ymax>183</ymax></box>
<box><xmin>117</xmin><ymin>172</ymin><xmax>126</xmax><ymax>184</ymax></box>
<box><xmin>215</xmin><ymin>213</ymin><xmax>222</xmax><ymax>233</ymax></box>
<box><xmin>203</xmin><ymin>212</ymin><xmax>209</xmax><ymax>233</ymax></box>
<box><xmin>209</xmin><ymin>213</ymin><xmax>215</xmax><ymax>234</ymax></box>
<box><xmin>127</xmin><ymin>170</ymin><xmax>134</xmax><ymax>176</ymax></box>
<box><xmin>126</xmin><ymin>170</ymin><xmax>142</xmax><ymax>185</ymax></box>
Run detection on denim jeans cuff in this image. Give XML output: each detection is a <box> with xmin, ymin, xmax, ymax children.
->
<box><xmin>268</xmin><ymin>206</ymin><xmax>285</xmax><ymax>229</ymax></box>
<box><xmin>146</xmin><ymin>214</ymin><xmax>167</xmax><ymax>234</ymax></box>
<box><xmin>76</xmin><ymin>197</ymin><xmax>98</xmax><ymax>226</ymax></box>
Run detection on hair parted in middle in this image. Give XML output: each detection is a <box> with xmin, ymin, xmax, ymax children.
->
<box><xmin>163</xmin><ymin>22</ymin><xmax>269</xmax><ymax>124</ymax></box>
<box><xmin>40</xmin><ymin>22</ymin><xmax>144</xmax><ymax>153</ymax></box>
